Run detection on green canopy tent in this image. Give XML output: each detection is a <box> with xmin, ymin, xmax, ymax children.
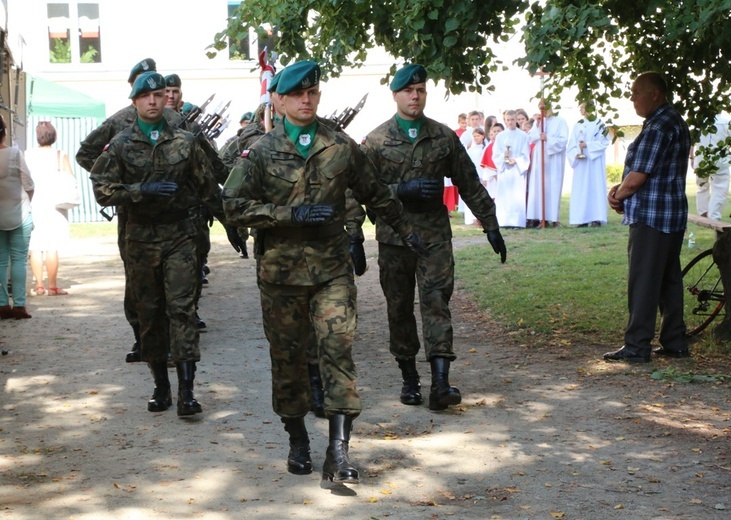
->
<box><xmin>27</xmin><ymin>75</ymin><xmax>106</xmax><ymax>120</ymax></box>
<box><xmin>26</xmin><ymin>75</ymin><xmax>107</xmax><ymax>222</ymax></box>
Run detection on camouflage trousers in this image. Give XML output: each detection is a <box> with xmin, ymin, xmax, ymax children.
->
<box><xmin>378</xmin><ymin>241</ymin><xmax>456</xmax><ymax>361</ymax></box>
<box><xmin>116</xmin><ymin>209</ymin><xmax>139</xmax><ymax>335</ymax></box>
<box><xmin>258</xmin><ymin>274</ymin><xmax>361</xmax><ymax>419</ymax></box>
<box><xmin>127</xmin><ymin>233</ymin><xmax>201</xmax><ymax>364</ymax></box>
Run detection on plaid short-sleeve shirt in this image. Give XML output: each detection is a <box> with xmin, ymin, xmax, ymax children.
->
<box><xmin>622</xmin><ymin>103</ymin><xmax>690</xmax><ymax>234</ymax></box>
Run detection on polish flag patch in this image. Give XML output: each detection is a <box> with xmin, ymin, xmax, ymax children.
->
<box><xmin>241</xmin><ymin>150</ymin><xmax>250</xmax><ymax>158</ymax></box>
<box><xmin>103</xmin><ymin>143</ymin><xmax>110</xmax><ymax>152</ymax></box>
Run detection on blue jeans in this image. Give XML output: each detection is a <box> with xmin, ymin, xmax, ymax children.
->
<box><xmin>0</xmin><ymin>213</ymin><xmax>33</xmax><ymax>307</ymax></box>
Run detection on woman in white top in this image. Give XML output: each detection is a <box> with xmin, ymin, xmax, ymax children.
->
<box><xmin>0</xmin><ymin>115</ymin><xmax>35</xmax><ymax>319</ymax></box>
<box><xmin>24</xmin><ymin>122</ymin><xmax>75</xmax><ymax>296</ymax></box>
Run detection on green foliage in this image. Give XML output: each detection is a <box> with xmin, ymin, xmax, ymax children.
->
<box><xmin>651</xmin><ymin>367</ymin><xmax>731</xmax><ymax>383</ymax></box>
<box><xmin>210</xmin><ymin>0</ymin><xmax>527</xmax><ymax>94</ymax></box>
<box><xmin>606</xmin><ymin>163</ymin><xmax>623</xmax><ymax>185</ymax></box>
<box><xmin>212</xmin><ymin>1</ymin><xmax>731</xmax><ymax>161</ymax></box>
<box><xmin>50</xmin><ymin>38</ymin><xmax>71</xmax><ymax>64</ymax></box>
<box><xmin>80</xmin><ymin>45</ymin><xmax>99</xmax><ymax>64</ymax></box>
<box><xmin>519</xmin><ymin>1</ymin><xmax>731</xmax><ymax>142</ymax></box>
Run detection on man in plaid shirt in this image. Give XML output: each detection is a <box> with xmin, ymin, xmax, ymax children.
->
<box><xmin>605</xmin><ymin>72</ymin><xmax>691</xmax><ymax>363</ymax></box>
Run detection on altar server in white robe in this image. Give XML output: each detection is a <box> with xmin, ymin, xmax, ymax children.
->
<box><xmin>527</xmin><ymin>101</ymin><xmax>569</xmax><ymax>227</ymax></box>
<box><xmin>568</xmin><ymin>103</ymin><xmax>610</xmax><ymax>227</ymax></box>
<box><xmin>492</xmin><ymin>111</ymin><xmax>530</xmax><ymax>228</ymax></box>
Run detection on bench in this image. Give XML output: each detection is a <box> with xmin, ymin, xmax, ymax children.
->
<box><xmin>687</xmin><ymin>214</ymin><xmax>731</xmax><ymax>339</ymax></box>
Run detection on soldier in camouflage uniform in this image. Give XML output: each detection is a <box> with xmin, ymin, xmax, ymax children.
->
<box><xmin>223</xmin><ymin>61</ymin><xmax>426</xmax><ymax>485</ymax></box>
<box><xmin>361</xmin><ymin>64</ymin><xmax>507</xmax><ymax>412</ymax></box>
<box><xmin>76</xmin><ymin>58</ymin><xmax>188</xmax><ymax>363</ymax></box>
<box><xmin>90</xmin><ymin>72</ymin><xmax>225</xmax><ymax>418</ymax></box>
<box><xmin>164</xmin><ymin>73</ymin><xmax>214</xmax><ymax>329</ymax></box>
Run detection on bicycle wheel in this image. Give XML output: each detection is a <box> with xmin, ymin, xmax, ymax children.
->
<box><xmin>682</xmin><ymin>248</ymin><xmax>726</xmax><ymax>336</ymax></box>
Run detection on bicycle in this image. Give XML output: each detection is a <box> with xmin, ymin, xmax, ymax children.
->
<box><xmin>682</xmin><ymin>247</ymin><xmax>726</xmax><ymax>335</ymax></box>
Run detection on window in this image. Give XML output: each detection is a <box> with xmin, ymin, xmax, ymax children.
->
<box><xmin>47</xmin><ymin>2</ymin><xmax>102</xmax><ymax>64</ymax></box>
<box><xmin>48</xmin><ymin>3</ymin><xmax>71</xmax><ymax>63</ymax></box>
<box><xmin>226</xmin><ymin>3</ymin><xmax>277</xmax><ymax>61</ymax></box>
<box><xmin>78</xmin><ymin>3</ymin><xmax>101</xmax><ymax>63</ymax></box>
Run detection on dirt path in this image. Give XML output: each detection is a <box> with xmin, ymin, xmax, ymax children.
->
<box><xmin>0</xmin><ymin>233</ymin><xmax>729</xmax><ymax>519</ymax></box>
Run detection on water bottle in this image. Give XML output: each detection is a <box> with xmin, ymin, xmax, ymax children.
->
<box><xmin>688</xmin><ymin>231</ymin><xmax>696</xmax><ymax>249</ymax></box>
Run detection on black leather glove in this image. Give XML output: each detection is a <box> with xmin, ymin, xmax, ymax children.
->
<box><xmin>486</xmin><ymin>229</ymin><xmax>507</xmax><ymax>263</ymax></box>
<box><xmin>225</xmin><ymin>224</ymin><xmax>245</xmax><ymax>253</ymax></box>
<box><xmin>140</xmin><ymin>181</ymin><xmax>178</xmax><ymax>197</ymax></box>
<box><xmin>349</xmin><ymin>237</ymin><xmax>367</xmax><ymax>276</ymax></box>
<box><xmin>396</xmin><ymin>178</ymin><xmax>442</xmax><ymax>201</ymax></box>
<box><xmin>402</xmin><ymin>231</ymin><xmax>429</xmax><ymax>258</ymax></box>
<box><xmin>291</xmin><ymin>204</ymin><xmax>335</xmax><ymax>225</ymax></box>
<box><xmin>201</xmin><ymin>206</ymin><xmax>214</xmax><ymax>227</ymax></box>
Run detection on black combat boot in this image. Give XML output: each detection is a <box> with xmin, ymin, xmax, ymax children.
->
<box><xmin>428</xmin><ymin>357</ymin><xmax>462</xmax><ymax>411</ymax></box>
<box><xmin>147</xmin><ymin>361</ymin><xmax>172</xmax><ymax>412</ymax></box>
<box><xmin>397</xmin><ymin>357</ymin><xmax>422</xmax><ymax>405</ymax></box>
<box><xmin>176</xmin><ymin>361</ymin><xmax>203</xmax><ymax>416</ymax></box>
<box><xmin>240</xmin><ymin>241</ymin><xmax>249</xmax><ymax>259</ymax></box>
<box><xmin>322</xmin><ymin>414</ymin><xmax>359</xmax><ymax>484</ymax></box>
<box><xmin>195</xmin><ymin>311</ymin><xmax>207</xmax><ymax>330</ymax></box>
<box><xmin>125</xmin><ymin>325</ymin><xmax>142</xmax><ymax>363</ymax></box>
<box><xmin>282</xmin><ymin>417</ymin><xmax>312</xmax><ymax>475</ymax></box>
<box><xmin>307</xmin><ymin>363</ymin><xmax>326</xmax><ymax>418</ymax></box>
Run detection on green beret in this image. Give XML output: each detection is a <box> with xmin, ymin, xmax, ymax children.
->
<box><xmin>390</xmin><ymin>64</ymin><xmax>428</xmax><ymax>92</ymax></box>
<box><xmin>267</xmin><ymin>70</ymin><xmax>283</xmax><ymax>94</ymax></box>
<box><xmin>127</xmin><ymin>58</ymin><xmax>157</xmax><ymax>84</ymax></box>
<box><xmin>276</xmin><ymin>61</ymin><xmax>321</xmax><ymax>95</ymax></box>
<box><xmin>164</xmin><ymin>74</ymin><xmax>182</xmax><ymax>88</ymax></box>
<box><xmin>129</xmin><ymin>72</ymin><xmax>166</xmax><ymax>99</ymax></box>
<box><xmin>240</xmin><ymin>112</ymin><xmax>253</xmax><ymax>123</ymax></box>
<box><xmin>181</xmin><ymin>102</ymin><xmax>197</xmax><ymax>116</ymax></box>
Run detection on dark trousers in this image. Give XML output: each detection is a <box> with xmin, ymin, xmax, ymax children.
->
<box><xmin>378</xmin><ymin>241</ymin><xmax>455</xmax><ymax>361</ymax></box>
<box><xmin>625</xmin><ymin>223</ymin><xmax>687</xmax><ymax>354</ymax></box>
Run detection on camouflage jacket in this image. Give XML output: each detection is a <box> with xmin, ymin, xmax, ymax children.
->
<box><xmin>361</xmin><ymin>115</ymin><xmax>499</xmax><ymax>245</ymax></box>
<box><xmin>222</xmin><ymin>120</ymin><xmax>411</xmax><ymax>285</ymax></box>
<box><xmin>219</xmin><ymin>122</ymin><xmax>266</xmax><ymax>172</ymax></box>
<box><xmin>90</xmin><ymin>120</ymin><xmax>224</xmax><ymax>243</ymax></box>
<box><xmin>76</xmin><ymin>104</ymin><xmax>185</xmax><ymax>172</ymax></box>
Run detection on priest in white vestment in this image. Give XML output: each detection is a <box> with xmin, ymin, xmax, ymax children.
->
<box><xmin>568</xmin><ymin>103</ymin><xmax>610</xmax><ymax>227</ymax></box>
<box><xmin>492</xmin><ymin>111</ymin><xmax>530</xmax><ymax>228</ymax></box>
<box><xmin>526</xmin><ymin>102</ymin><xmax>569</xmax><ymax>226</ymax></box>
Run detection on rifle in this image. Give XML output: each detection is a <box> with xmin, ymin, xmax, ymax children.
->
<box><xmin>197</xmin><ymin>100</ymin><xmax>231</xmax><ymax>138</ymax></box>
<box><xmin>184</xmin><ymin>94</ymin><xmax>215</xmax><ymax>126</ymax></box>
<box><xmin>329</xmin><ymin>93</ymin><xmax>368</xmax><ymax>132</ymax></box>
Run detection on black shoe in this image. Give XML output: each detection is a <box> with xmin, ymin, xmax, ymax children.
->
<box><xmin>397</xmin><ymin>358</ymin><xmax>422</xmax><ymax>405</ymax></box>
<box><xmin>195</xmin><ymin>312</ymin><xmax>207</xmax><ymax>330</ymax></box>
<box><xmin>148</xmin><ymin>361</ymin><xmax>172</xmax><ymax>412</ymax></box>
<box><xmin>429</xmin><ymin>357</ymin><xmax>461</xmax><ymax>411</ymax></box>
<box><xmin>201</xmin><ymin>274</ymin><xmax>209</xmax><ymax>285</ymax></box>
<box><xmin>202</xmin><ymin>264</ymin><xmax>211</xmax><ymax>275</ymax></box>
<box><xmin>653</xmin><ymin>347</ymin><xmax>691</xmax><ymax>359</ymax></box>
<box><xmin>126</xmin><ymin>342</ymin><xmax>141</xmax><ymax>363</ymax></box>
<box><xmin>322</xmin><ymin>414</ymin><xmax>359</xmax><ymax>484</ymax></box>
<box><xmin>282</xmin><ymin>417</ymin><xmax>312</xmax><ymax>475</ymax></box>
<box><xmin>176</xmin><ymin>361</ymin><xmax>203</xmax><ymax>416</ymax></box>
<box><xmin>603</xmin><ymin>347</ymin><xmax>651</xmax><ymax>363</ymax></box>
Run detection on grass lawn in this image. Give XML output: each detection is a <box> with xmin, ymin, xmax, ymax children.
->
<box><xmin>451</xmin><ymin>192</ymin><xmax>730</xmax><ymax>361</ymax></box>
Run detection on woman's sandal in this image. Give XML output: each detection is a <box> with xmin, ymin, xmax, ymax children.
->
<box><xmin>48</xmin><ymin>287</ymin><xmax>68</xmax><ymax>296</ymax></box>
<box><xmin>34</xmin><ymin>286</ymin><xmax>46</xmax><ymax>296</ymax></box>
